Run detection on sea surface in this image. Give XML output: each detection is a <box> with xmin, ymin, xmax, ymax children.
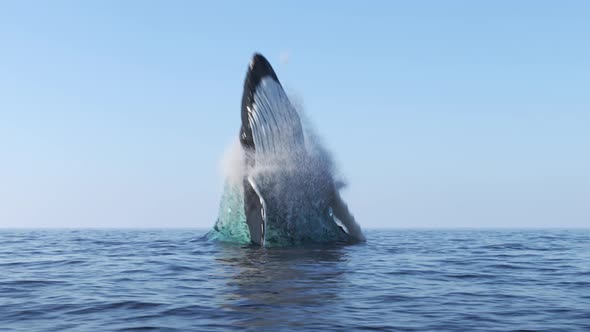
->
<box><xmin>0</xmin><ymin>229</ymin><xmax>588</xmax><ymax>331</ymax></box>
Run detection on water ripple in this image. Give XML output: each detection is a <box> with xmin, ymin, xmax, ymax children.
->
<box><xmin>0</xmin><ymin>229</ymin><xmax>588</xmax><ymax>331</ymax></box>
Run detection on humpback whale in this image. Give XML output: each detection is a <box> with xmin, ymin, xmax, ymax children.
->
<box><xmin>209</xmin><ymin>53</ymin><xmax>364</xmax><ymax>246</ymax></box>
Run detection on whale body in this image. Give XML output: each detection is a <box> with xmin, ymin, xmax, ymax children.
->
<box><xmin>208</xmin><ymin>54</ymin><xmax>364</xmax><ymax>246</ymax></box>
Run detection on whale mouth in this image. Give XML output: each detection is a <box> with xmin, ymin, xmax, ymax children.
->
<box><xmin>239</xmin><ymin>53</ymin><xmax>305</xmax><ymax>245</ymax></box>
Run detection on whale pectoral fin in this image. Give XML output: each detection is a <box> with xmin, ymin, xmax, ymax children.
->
<box><xmin>244</xmin><ymin>176</ymin><xmax>266</xmax><ymax>245</ymax></box>
<box><xmin>330</xmin><ymin>190</ymin><xmax>366</xmax><ymax>243</ymax></box>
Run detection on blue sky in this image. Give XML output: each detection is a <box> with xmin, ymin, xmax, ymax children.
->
<box><xmin>1</xmin><ymin>1</ymin><xmax>588</xmax><ymax>228</ymax></box>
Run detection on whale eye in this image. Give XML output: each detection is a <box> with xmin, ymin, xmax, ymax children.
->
<box><xmin>328</xmin><ymin>207</ymin><xmax>334</xmax><ymax>218</ymax></box>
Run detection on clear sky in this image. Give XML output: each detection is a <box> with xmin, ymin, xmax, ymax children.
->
<box><xmin>1</xmin><ymin>1</ymin><xmax>588</xmax><ymax>228</ymax></box>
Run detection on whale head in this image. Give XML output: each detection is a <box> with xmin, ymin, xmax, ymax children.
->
<box><xmin>209</xmin><ymin>53</ymin><xmax>364</xmax><ymax>246</ymax></box>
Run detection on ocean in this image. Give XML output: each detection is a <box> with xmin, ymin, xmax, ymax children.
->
<box><xmin>0</xmin><ymin>229</ymin><xmax>588</xmax><ymax>331</ymax></box>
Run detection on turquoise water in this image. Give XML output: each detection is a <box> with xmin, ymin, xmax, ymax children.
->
<box><xmin>1</xmin><ymin>229</ymin><xmax>589</xmax><ymax>331</ymax></box>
